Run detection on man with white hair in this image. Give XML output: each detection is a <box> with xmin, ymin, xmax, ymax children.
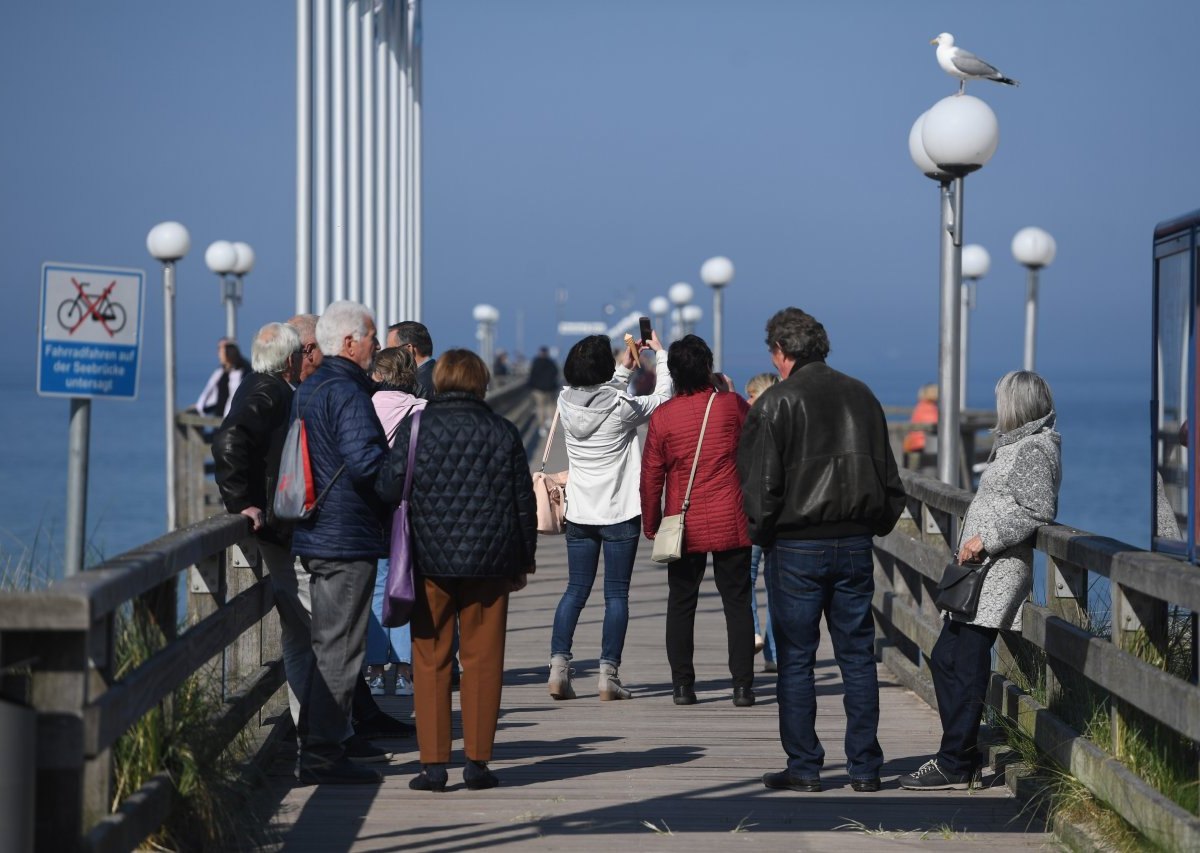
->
<box><xmin>287</xmin><ymin>313</ymin><xmax>323</xmax><ymax>382</ymax></box>
<box><xmin>213</xmin><ymin>323</ymin><xmax>313</xmax><ymax>729</ymax></box>
<box><xmin>289</xmin><ymin>301</ymin><xmax>409</xmax><ymax>785</ymax></box>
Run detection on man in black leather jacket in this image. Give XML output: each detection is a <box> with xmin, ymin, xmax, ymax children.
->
<box><xmin>737</xmin><ymin>307</ymin><xmax>905</xmax><ymax>795</ymax></box>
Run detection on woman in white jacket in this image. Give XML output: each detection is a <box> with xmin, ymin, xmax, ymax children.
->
<box><xmin>548</xmin><ymin>332</ymin><xmax>671</xmax><ymax>700</ymax></box>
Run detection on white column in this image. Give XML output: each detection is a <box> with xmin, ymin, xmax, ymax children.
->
<box><xmin>346</xmin><ymin>0</ymin><xmax>361</xmax><ymax>304</ymax></box>
<box><xmin>388</xmin><ymin>1</ymin><xmax>401</xmax><ymax>323</ymax></box>
<box><xmin>398</xmin><ymin>2</ymin><xmax>410</xmax><ymax>319</ymax></box>
<box><xmin>295</xmin><ymin>0</ymin><xmax>312</xmax><ymax>313</ymax></box>
<box><xmin>360</xmin><ymin>0</ymin><xmax>375</xmax><ymax>317</ymax></box>
<box><xmin>374</xmin><ymin>0</ymin><xmax>389</xmax><ymax>322</ymax></box>
<box><xmin>313</xmin><ymin>0</ymin><xmax>330</xmax><ymax>311</ymax></box>
<box><xmin>331</xmin><ymin>0</ymin><xmax>346</xmax><ymax>302</ymax></box>
<box><xmin>411</xmin><ymin>0</ymin><xmax>423</xmax><ymax>320</ymax></box>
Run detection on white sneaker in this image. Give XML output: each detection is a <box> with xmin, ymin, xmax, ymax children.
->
<box><xmin>367</xmin><ymin>674</ymin><xmax>386</xmax><ymax>696</ymax></box>
<box><xmin>395</xmin><ymin>675</ymin><xmax>414</xmax><ymax>696</ymax></box>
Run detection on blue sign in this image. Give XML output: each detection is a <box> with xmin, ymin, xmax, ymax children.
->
<box><xmin>37</xmin><ymin>262</ymin><xmax>145</xmax><ymax>400</ymax></box>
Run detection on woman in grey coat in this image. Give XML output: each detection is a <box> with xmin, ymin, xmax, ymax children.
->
<box><xmin>903</xmin><ymin>371</ymin><xmax>1061</xmax><ymax>790</ymax></box>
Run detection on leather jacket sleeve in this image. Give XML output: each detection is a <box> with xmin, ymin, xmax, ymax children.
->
<box><xmin>212</xmin><ymin>380</ymin><xmax>276</xmax><ymax>514</ymax></box>
<box><xmin>737</xmin><ymin>401</ymin><xmax>787</xmax><ymax>546</ymax></box>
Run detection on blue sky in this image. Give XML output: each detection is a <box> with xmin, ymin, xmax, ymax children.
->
<box><xmin>3</xmin><ymin>0</ymin><xmax>1198</xmax><ymax>397</ymax></box>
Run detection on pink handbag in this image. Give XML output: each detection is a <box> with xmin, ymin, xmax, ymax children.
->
<box><xmin>532</xmin><ymin>407</ymin><xmax>568</xmax><ymax>535</ymax></box>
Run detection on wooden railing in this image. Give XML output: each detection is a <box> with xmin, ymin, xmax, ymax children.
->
<box><xmin>873</xmin><ymin>468</ymin><xmax>1200</xmax><ymax>851</ymax></box>
<box><xmin>0</xmin><ymin>380</ymin><xmax>537</xmax><ymax>852</ymax></box>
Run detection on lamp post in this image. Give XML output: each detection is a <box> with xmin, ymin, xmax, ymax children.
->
<box><xmin>473</xmin><ymin>304</ymin><xmax>499</xmax><ymax>369</ymax></box>
<box><xmin>667</xmin><ymin>281</ymin><xmax>693</xmax><ymax>343</ymax></box>
<box><xmin>205</xmin><ymin>240</ymin><xmax>239</xmax><ymax>340</ymax></box>
<box><xmin>910</xmin><ymin>95</ymin><xmax>999</xmax><ymax>487</ymax></box>
<box><xmin>229</xmin><ymin>241</ymin><xmax>255</xmax><ymax>341</ymax></box>
<box><xmin>649</xmin><ymin>296</ymin><xmax>669</xmax><ymax>340</ymax></box>
<box><xmin>1011</xmin><ymin>227</ymin><xmax>1056</xmax><ymax>372</ymax></box>
<box><xmin>147</xmin><ymin>221</ymin><xmax>191</xmax><ymax>531</ymax></box>
<box><xmin>700</xmin><ymin>256</ymin><xmax>734</xmax><ymax>372</ymax></box>
<box><xmin>960</xmin><ymin>244</ymin><xmax>991</xmax><ymax>408</ymax></box>
<box><xmin>681</xmin><ymin>304</ymin><xmax>703</xmax><ymax>337</ymax></box>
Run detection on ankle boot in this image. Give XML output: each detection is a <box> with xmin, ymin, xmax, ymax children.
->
<box><xmin>548</xmin><ymin>655</ymin><xmax>576</xmax><ymax>700</ymax></box>
<box><xmin>597</xmin><ymin>662</ymin><xmax>632</xmax><ymax>700</ymax></box>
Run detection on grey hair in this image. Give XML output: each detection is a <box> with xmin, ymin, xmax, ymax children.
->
<box><xmin>765</xmin><ymin>307</ymin><xmax>831</xmax><ymax>362</ymax></box>
<box><xmin>316</xmin><ymin>301</ymin><xmax>374</xmax><ymax>357</ymax></box>
<box><xmin>287</xmin><ymin>313</ymin><xmax>318</xmax><ymax>344</ymax></box>
<box><xmin>994</xmin><ymin>370</ymin><xmax>1054</xmax><ymax>433</ymax></box>
<box><xmin>251</xmin><ymin>323</ymin><xmax>301</xmax><ymax>374</ymax></box>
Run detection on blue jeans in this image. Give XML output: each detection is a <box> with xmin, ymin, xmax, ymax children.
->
<box><xmin>366</xmin><ymin>559</ymin><xmax>411</xmax><ymax>666</ymax></box>
<box><xmin>767</xmin><ymin>536</ymin><xmax>883</xmax><ymax>780</ymax></box>
<box><xmin>551</xmin><ymin>517</ymin><xmax>640</xmax><ymax>667</ymax></box>
<box><xmin>749</xmin><ymin>544</ymin><xmax>776</xmax><ymax>664</ymax></box>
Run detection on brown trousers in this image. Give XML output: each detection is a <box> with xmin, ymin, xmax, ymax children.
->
<box><xmin>411</xmin><ymin>575</ymin><xmax>510</xmax><ymax>763</ymax></box>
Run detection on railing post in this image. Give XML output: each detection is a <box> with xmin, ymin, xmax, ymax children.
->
<box><xmin>1110</xmin><ymin>581</ymin><xmax>1168</xmax><ymax>758</ymax></box>
<box><xmin>1045</xmin><ymin>557</ymin><xmax>1088</xmax><ymax>712</ymax></box>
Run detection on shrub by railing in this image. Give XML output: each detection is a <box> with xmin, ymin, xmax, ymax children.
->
<box><xmin>873</xmin><ymin>467</ymin><xmax>1200</xmax><ymax>850</ymax></box>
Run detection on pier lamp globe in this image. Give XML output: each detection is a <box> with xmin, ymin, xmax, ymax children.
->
<box><xmin>206</xmin><ymin>241</ymin><xmax>240</xmax><ymax>341</ymax></box>
<box><xmin>1012</xmin><ymin>227</ymin><xmax>1056</xmax><ymax>372</ymax></box>
<box><xmin>959</xmin><ymin>244</ymin><xmax>991</xmax><ymax>409</ymax></box>
<box><xmin>909</xmin><ymin>95</ymin><xmax>999</xmax><ymax>488</ymax></box>
<box><xmin>146</xmin><ymin>221</ymin><xmax>191</xmax><ymax>532</ymax></box>
<box><xmin>667</xmin><ymin>282</ymin><xmax>693</xmax><ymax>342</ymax></box>
<box><xmin>649</xmin><ymin>296</ymin><xmax>670</xmax><ymax>340</ymax></box>
<box><xmin>700</xmin><ymin>256</ymin><xmax>734</xmax><ymax>371</ymax></box>
<box><xmin>473</xmin><ymin>303</ymin><xmax>500</xmax><ymax>368</ymax></box>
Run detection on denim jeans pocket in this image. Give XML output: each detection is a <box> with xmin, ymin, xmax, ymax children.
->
<box><xmin>848</xmin><ymin>548</ymin><xmax>874</xmax><ymax>578</ymax></box>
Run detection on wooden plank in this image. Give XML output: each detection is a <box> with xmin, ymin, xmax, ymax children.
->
<box><xmin>874</xmin><ymin>529</ymin><xmax>949</xmax><ymax>583</ymax></box>
<box><xmin>82</xmin><ymin>771</ymin><xmax>173</xmax><ymax>853</ymax></box>
<box><xmin>85</xmin><ymin>580</ymin><xmax>273</xmax><ymax>756</ymax></box>
<box><xmin>1021</xmin><ymin>605</ymin><xmax>1200</xmax><ymax>743</ymax></box>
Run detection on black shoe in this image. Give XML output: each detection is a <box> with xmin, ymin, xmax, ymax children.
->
<box><xmin>464</xmin><ymin>759</ymin><xmax>499</xmax><ymax>790</ymax></box>
<box><xmin>732</xmin><ymin>686</ymin><xmax>755</xmax><ymax>707</ymax></box>
<box><xmin>296</xmin><ymin>754</ymin><xmax>383</xmax><ymax>785</ymax></box>
<box><xmin>672</xmin><ymin>685</ymin><xmax>697</xmax><ymax>705</ymax></box>
<box><xmin>355</xmin><ymin>711</ymin><xmax>416</xmax><ymax>739</ymax></box>
<box><xmin>762</xmin><ymin>770</ymin><xmax>821</xmax><ymax>792</ymax></box>
<box><xmin>900</xmin><ymin>758</ymin><xmax>974</xmax><ymax>790</ymax></box>
<box><xmin>344</xmin><ymin>734</ymin><xmax>392</xmax><ymax>763</ymax></box>
<box><xmin>850</xmin><ymin>777</ymin><xmax>881</xmax><ymax>792</ymax></box>
<box><xmin>409</xmin><ymin>763</ymin><xmax>448</xmax><ymax>792</ymax></box>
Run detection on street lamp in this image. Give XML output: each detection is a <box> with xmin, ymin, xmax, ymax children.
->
<box><xmin>667</xmin><ymin>281</ymin><xmax>693</xmax><ymax>343</ymax></box>
<box><xmin>700</xmin><ymin>256</ymin><xmax>734</xmax><ymax>372</ymax></box>
<box><xmin>649</xmin><ymin>296</ymin><xmax>669</xmax><ymax>340</ymax></box>
<box><xmin>147</xmin><ymin>221</ymin><xmax>191</xmax><ymax>531</ymax></box>
<box><xmin>473</xmin><ymin>303</ymin><xmax>499</xmax><ymax>369</ymax></box>
<box><xmin>1011</xmin><ymin>226</ymin><xmax>1056</xmax><ymax>372</ymax></box>
<box><xmin>229</xmin><ymin>241</ymin><xmax>255</xmax><ymax>341</ymax></box>
<box><xmin>681</xmin><ymin>304</ymin><xmax>703</xmax><ymax>337</ymax></box>
<box><xmin>910</xmin><ymin>94</ymin><xmax>1000</xmax><ymax>487</ymax></box>
<box><xmin>205</xmin><ymin>240</ymin><xmax>239</xmax><ymax>340</ymax></box>
<box><xmin>960</xmin><ymin>244</ymin><xmax>990</xmax><ymax>408</ymax></box>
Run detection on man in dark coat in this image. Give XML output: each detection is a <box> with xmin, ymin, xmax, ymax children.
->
<box><xmin>386</xmin><ymin>320</ymin><xmax>436</xmax><ymax>399</ymax></box>
<box><xmin>213</xmin><ymin>322</ymin><xmax>311</xmax><ymax>731</ymax></box>
<box><xmin>527</xmin><ymin>346</ymin><xmax>560</xmax><ymax>433</ymax></box>
<box><xmin>737</xmin><ymin>307</ymin><xmax>905</xmax><ymax>795</ymax></box>
<box><xmin>290</xmin><ymin>301</ymin><xmax>407</xmax><ymax>785</ymax></box>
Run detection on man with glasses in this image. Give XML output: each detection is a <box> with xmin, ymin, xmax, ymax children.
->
<box><xmin>386</xmin><ymin>321</ymin><xmax>435</xmax><ymax>399</ymax></box>
<box><xmin>287</xmin><ymin>314</ymin><xmax>324</xmax><ymax>382</ymax></box>
<box><xmin>737</xmin><ymin>307</ymin><xmax>905</xmax><ymax>795</ymax></box>
<box><xmin>290</xmin><ymin>301</ymin><xmax>407</xmax><ymax>785</ymax></box>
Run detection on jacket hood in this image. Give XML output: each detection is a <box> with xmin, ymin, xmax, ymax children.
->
<box><xmin>995</xmin><ymin>410</ymin><xmax>1058</xmax><ymax>450</ymax></box>
<box><xmin>559</xmin><ymin>385</ymin><xmax>623</xmax><ymax>439</ymax></box>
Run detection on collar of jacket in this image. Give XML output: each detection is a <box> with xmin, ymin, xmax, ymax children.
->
<box><xmin>430</xmin><ymin>390</ymin><xmax>490</xmax><ymax>407</ymax></box>
<box><xmin>995</xmin><ymin>410</ymin><xmax>1057</xmax><ymax>449</ymax></box>
<box><xmin>785</xmin><ymin>357</ymin><xmax>826</xmax><ymax>379</ymax></box>
<box><xmin>313</xmin><ymin>355</ymin><xmax>375</xmax><ymax>391</ymax></box>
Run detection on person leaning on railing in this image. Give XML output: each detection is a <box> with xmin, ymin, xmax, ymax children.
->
<box><xmin>902</xmin><ymin>370</ymin><xmax>1061</xmax><ymax>791</ymax></box>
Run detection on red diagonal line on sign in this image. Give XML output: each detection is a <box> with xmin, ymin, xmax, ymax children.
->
<box><xmin>67</xmin><ymin>278</ymin><xmax>119</xmax><ymax>337</ymax></box>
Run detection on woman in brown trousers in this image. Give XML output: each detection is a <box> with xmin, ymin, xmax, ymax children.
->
<box><xmin>376</xmin><ymin>349</ymin><xmax>537</xmax><ymax>791</ymax></box>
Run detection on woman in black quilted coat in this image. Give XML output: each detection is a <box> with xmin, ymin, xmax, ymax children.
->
<box><xmin>376</xmin><ymin>349</ymin><xmax>537</xmax><ymax>793</ymax></box>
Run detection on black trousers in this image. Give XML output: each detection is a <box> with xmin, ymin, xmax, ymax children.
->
<box><xmin>666</xmin><ymin>548</ymin><xmax>755</xmax><ymax>690</ymax></box>
<box><xmin>929</xmin><ymin>618</ymin><xmax>998</xmax><ymax>775</ymax></box>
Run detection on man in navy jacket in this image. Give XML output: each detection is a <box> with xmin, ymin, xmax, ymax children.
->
<box><xmin>290</xmin><ymin>301</ymin><xmax>400</xmax><ymax>784</ymax></box>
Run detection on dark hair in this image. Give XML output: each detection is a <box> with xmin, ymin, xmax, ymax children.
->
<box><xmin>563</xmin><ymin>335</ymin><xmax>616</xmax><ymax>387</ymax></box>
<box><xmin>668</xmin><ymin>335</ymin><xmax>714</xmax><ymax>395</ymax></box>
<box><xmin>388</xmin><ymin>321</ymin><xmax>433</xmax><ymax>357</ymax></box>
<box><xmin>433</xmin><ymin>348</ymin><xmax>490</xmax><ymax>398</ymax></box>
<box><xmin>765</xmin><ymin>307</ymin><xmax>830</xmax><ymax>362</ymax></box>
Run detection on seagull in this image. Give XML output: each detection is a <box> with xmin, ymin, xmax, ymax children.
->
<box><xmin>931</xmin><ymin>33</ymin><xmax>1019</xmax><ymax>95</ymax></box>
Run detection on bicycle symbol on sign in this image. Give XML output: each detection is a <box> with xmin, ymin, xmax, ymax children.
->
<box><xmin>57</xmin><ymin>277</ymin><xmax>127</xmax><ymax>337</ymax></box>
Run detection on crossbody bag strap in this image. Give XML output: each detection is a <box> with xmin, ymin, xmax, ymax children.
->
<box><xmin>401</xmin><ymin>409</ymin><xmax>423</xmax><ymax>502</ymax></box>
<box><xmin>539</xmin><ymin>405</ymin><xmax>561</xmax><ymax>473</ymax></box>
<box><xmin>681</xmin><ymin>392</ymin><xmax>718</xmax><ymax>514</ymax></box>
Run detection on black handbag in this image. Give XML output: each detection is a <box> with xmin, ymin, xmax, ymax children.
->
<box><xmin>934</xmin><ymin>561</ymin><xmax>989</xmax><ymax>619</ymax></box>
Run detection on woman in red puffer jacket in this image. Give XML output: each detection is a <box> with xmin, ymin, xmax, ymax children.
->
<box><xmin>640</xmin><ymin>335</ymin><xmax>755</xmax><ymax>709</ymax></box>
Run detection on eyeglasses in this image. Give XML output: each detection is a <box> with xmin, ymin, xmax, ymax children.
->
<box><xmin>302</xmin><ymin>343</ymin><xmax>318</xmax><ymax>357</ymax></box>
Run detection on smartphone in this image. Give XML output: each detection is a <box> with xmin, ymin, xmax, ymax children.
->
<box><xmin>639</xmin><ymin>316</ymin><xmax>653</xmax><ymax>344</ymax></box>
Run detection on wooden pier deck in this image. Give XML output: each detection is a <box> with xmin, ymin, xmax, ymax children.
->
<box><xmin>263</xmin><ymin>535</ymin><xmax>1051</xmax><ymax>851</ymax></box>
